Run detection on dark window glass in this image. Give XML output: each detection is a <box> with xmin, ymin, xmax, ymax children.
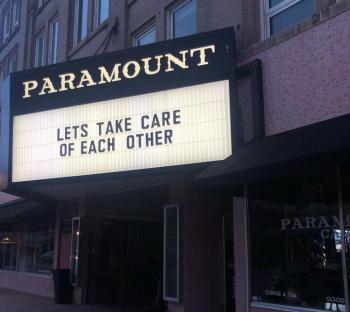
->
<box><xmin>0</xmin><ymin>231</ymin><xmax>17</xmax><ymax>271</ymax></box>
<box><xmin>18</xmin><ymin>222</ymin><xmax>55</xmax><ymax>274</ymax></box>
<box><xmin>270</xmin><ymin>0</ymin><xmax>314</xmax><ymax>35</ymax></box>
<box><xmin>135</xmin><ymin>26</ymin><xmax>156</xmax><ymax>46</ymax></box>
<box><xmin>35</xmin><ymin>34</ymin><xmax>45</xmax><ymax>67</ymax></box>
<box><xmin>48</xmin><ymin>20</ymin><xmax>58</xmax><ymax>64</ymax></box>
<box><xmin>75</xmin><ymin>0</ymin><xmax>88</xmax><ymax>43</ymax></box>
<box><xmin>2</xmin><ymin>8</ymin><xmax>11</xmax><ymax>44</ymax></box>
<box><xmin>172</xmin><ymin>0</ymin><xmax>197</xmax><ymax>38</ymax></box>
<box><xmin>250</xmin><ymin>176</ymin><xmax>345</xmax><ymax>310</ymax></box>
<box><xmin>95</xmin><ymin>0</ymin><xmax>109</xmax><ymax>27</ymax></box>
<box><xmin>12</xmin><ymin>0</ymin><xmax>20</xmax><ymax>29</ymax></box>
<box><xmin>8</xmin><ymin>56</ymin><xmax>17</xmax><ymax>74</ymax></box>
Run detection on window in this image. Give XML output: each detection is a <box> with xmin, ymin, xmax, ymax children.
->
<box><xmin>0</xmin><ymin>231</ymin><xmax>17</xmax><ymax>271</ymax></box>
<box><xmin>250</xmin><ymin>173</ymin><xmax>346</xmax><ymax>310</ymax></box>
<box><xmin>12</xmin><ymin>0</ymin><xmax>20</xmax><ymax>29</ymax></box>
<box><xmin>163</xmin><ymin>204</ymin><xmax>182</xmax><ymax>302</ymax></box>
<box><xmin>74</xmin><ymin>0</ymin><xmax>89</xmax><ymax>45</ymax></box>
<box><xmin>35</xmin><ymin>32</ymin><xmax>45</xmax><ymax>67</ymax></box>
<box><xmin>1</xmin><ymin>0</ymin><xmax>21</xmax><ymax>46</ymax></box>
<box><xmin>263</xmin><ymin>0</ymin><xmax>315</xmax><ymax>37</ymax></box>
<box><xmin>48</xmin><ymin>19</ymin><xmax>58</xmax><ymax>64</ymax></box>
<box><xmin>7</xmin><ymin>55</ymin><xmax>17</xmax><ymax>74</ymax></box>
<box><xmin>168</xmin><ymin>0</ymin><xmax>197</xmax><ymax>39</ymax></box>
<box><xmin>2</xmin><ymin>5</ymin><xmax>11</xmax><ymax>44</ymax></box>
<box><xmin>18</xmin><ymin>222</ymin><xmax>55</xmax><ymax>274</ymax></box>
<box><xmin>134</xmin><ymin>25</ymin><xmax>156</xmax><ymax>47</ymax></box>
<box><xmin>94</xmin><ymin>0</ymin><xmax>109</xmax><ymax>28</ymax></box>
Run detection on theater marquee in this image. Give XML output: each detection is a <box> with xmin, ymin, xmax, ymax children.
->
<box><xmin>9</xmin><ymin>28</ymin><xmax>237</xmax><ymax>185</ymax></box>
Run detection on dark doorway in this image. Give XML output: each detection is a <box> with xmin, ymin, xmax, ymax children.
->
<box><xmin>90</xmin><ymin>219</ymin><xmax>163</xmax><ymax>309</ymax></box>
<box><xmin>87</xmin><ymin>185</ymin><xmax>168</xmax><ymax>311</ymax></box>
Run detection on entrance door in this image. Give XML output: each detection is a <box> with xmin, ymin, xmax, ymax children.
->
<box><xmin>88</xmin><ymin>219</ymin><xmax>163</xmax><ymax>309</ymax></box>
<box><xmin>223</xmin><ymin>216</ymin><xmax>235</xmax><ymax>312</ymax></box>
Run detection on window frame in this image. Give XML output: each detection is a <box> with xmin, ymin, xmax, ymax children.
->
<box><xmin>73</xmin><ymin>0</ymin><xmax>89</xmax><ymax>46</ymax></box>
<box><xmin>247</xmin><ymin>168</ymin><xmax>350</xmax><ymax>311</ymax></box>
<box><xmin>7</xmin><ymin>54</ymin><xmax>17</xmax><ymax>74</ymax></box>
<box><xmin>2</xmin><ymin>3</ymin><xmax>11</xmax><ymax>45</ymax></box>
<box><xmin>167</xmin><ymin>0</ymin><xmax>197</xmax><ymax>39</ymax></box>
<box><xmin>48</xmin><ymin>17</ymin><xmax>59</xmax><ymax>65</ymax></box>
<box><xmin>93</xmin><ymin>0</ymin><xmax>109</xmax><ymax>29</ymax></box>
<box><xmin>11</xmin><ymin>0</ymin><xmax>20</xmax><ymax>30</ymax></box>
<box><xmin>133</xmin><ymin>24</ymin><xmax>156</xmax><ymax>47</ymax></box>
<box><xmin>261</xmin><ymin>0</ymin><xmax>314</xmax><ymax>38</ymax></box>
<box><xmin>35</xmin><ymin>31</ymin><xmax>46</xmax><ymax>68</ymax></box>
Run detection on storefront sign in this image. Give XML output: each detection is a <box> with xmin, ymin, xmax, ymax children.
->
<box><xmin>12</xmin><ymin>81</ymin><xmax>231</xmax><ymax>182</ymax></box>
<box><xmin>9</xmin><ymin>28</ymin><xmax>236</xmax><ymax>185</ymax></box>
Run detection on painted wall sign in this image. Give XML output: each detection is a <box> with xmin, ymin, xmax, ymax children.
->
<box><xmin>9</xmin><ymin>28</ymin><xmax>237</xmax><ymax>186</ymax></box>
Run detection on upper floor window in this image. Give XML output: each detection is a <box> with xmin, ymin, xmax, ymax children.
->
<box><xmin>1</xmin><ymin>0</ymin><xmax>21</xmax><ymax>46</ymax></box>
<box><xmin>12</xmin><ymin>0</ymin><xmax>20</xmax><ymax>28</ymax></box>
<box><xmin>94</xmin><ymin>0</ymin><xmax>109</xmax><ymax>28</ymax></box>
<box><xmin>7</xmin><ymin>54</ymin><xmax>17</xmax><ymax>74</ymax></box>
<box><xmin>134</xmin><ymin>25</ymin><xmax>156</xmax><ymax>47</ymax></box>
<box><xmin>74</xmin><ymin>0</ymin><xmax>89</xmax><ymax>45</ymax></box>
<box><xmin>48</xmin><ymin>19</ymin><xmax>59</xmax><ymax>64</ymax></box>
<box><xmin>0</xmin><ymin>48</ymin><xmax>17</xmax><ymax>79</ymax></box>
<box><xmin>2</xmin><ymin>4</ymin><xmax>11</xmax><ymax>44</ymax></box>
<box><xmin>35</xmin><ymin>32</ymin><xmax>45</xmax><ymax>67</ymax></box>
<box><xmin>263</xmin><ymin>0</ymin><xmax>314</xmax><ymax>37</ymax></box>
<box><xmin>168</xmin><ymin>0</ymin><xmax>197</xmax><ymax>39</ymax></box>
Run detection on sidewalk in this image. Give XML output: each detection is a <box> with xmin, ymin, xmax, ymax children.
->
<box><xmin>0</xmin><ymin>288</ymin><xmax>118</xmax><ymax>312</ymax></box>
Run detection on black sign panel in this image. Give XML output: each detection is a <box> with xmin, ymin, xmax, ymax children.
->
<box><xmin>11</xmin><ymin>28</ymin><xmax>236</xmax><ymax>116</ymax></box>
<box><xmin>7</xmin><ymin>28</ymin><xmax>237</xmax><ymax>191</ymax></box>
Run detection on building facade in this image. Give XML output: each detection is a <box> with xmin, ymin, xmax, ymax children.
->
<box><xmin>1</xmin><ymin>0</ymin><xmax>350</xmax><ymax>312</ymax></box>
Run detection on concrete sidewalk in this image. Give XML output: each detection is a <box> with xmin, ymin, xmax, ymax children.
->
<box><xmin>0</xmin><ymin>288</ymin><xmax>118</xmax><ymax>312</ymax></box>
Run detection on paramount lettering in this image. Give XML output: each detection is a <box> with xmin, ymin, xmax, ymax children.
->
<box><xmin>22</xmin><ymin>45</ymin><xmax>216</xmax><ymax>99</ymax></box>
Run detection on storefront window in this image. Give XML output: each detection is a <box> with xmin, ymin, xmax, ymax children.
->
<box><xmin>250</xmin><ymin>174</ymin><xmax>345</xmax><ymax>310</ymax></box>
<box><xmin>340</xmin><ymin>166</ymin><xmax>350</xmax><ymax>310</ymax></box>
<box><xmin>18</xmin><ymin>222</ymin><xmax>54</xmax><ymax>274</ymax></box>
<box><xmin>0</xmin><ymin>231</ymin><xmax>17</xmax><ymax>271</ymax></box>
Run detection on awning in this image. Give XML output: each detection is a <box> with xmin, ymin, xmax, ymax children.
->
<box><xmin>0</xmin><ymin>199</ymin><xmax>39</xmax><ymax>222</ymax></box>
<box><xmin>194</xmin><ymin>113</ymin><xmax>350</xmax><ymax>193</ymax></box>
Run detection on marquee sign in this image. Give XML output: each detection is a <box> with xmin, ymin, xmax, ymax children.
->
<box><xmin>9</xmin><ymin>28</ymin><xmax>237</xmax><ymax>186</ymax></box>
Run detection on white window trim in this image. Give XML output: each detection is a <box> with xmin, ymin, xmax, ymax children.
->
<box><xmin>133</xmin><ymin>24</ymin><xmax>156</xmax><ymax>47</ymax></box>
<box><xmin>261</xmin><ymin>0</ymin><xmax>314</xmax><ymax>39</ymax></box>
<box><xmin>35</xmin><ymin>32</ymin><xmax>45</xmax><ymax>67</ymax></box>
<box><xmin>167</xmin><ymin>0</ymin><xmax>195</xmax><ymax>39</ymax></box>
